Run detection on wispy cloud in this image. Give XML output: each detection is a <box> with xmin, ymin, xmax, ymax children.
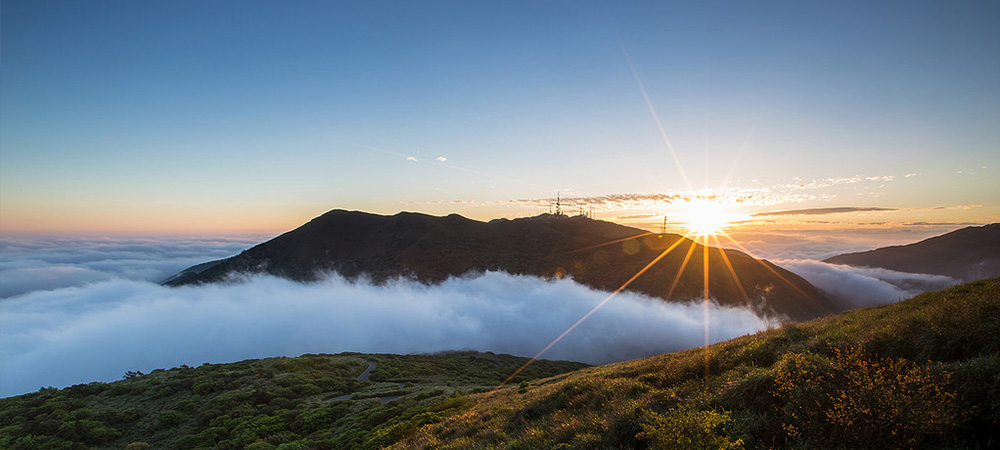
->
<box><xmin>929</xmin><ymin>205</ymin><xmax>982</xmax><ymax>211</ymax></box>
<box><xmin>505</xmin><ymin>173</ymin><xmax>905</xmax><ymax>213</ymax></box>
<box><xmin>752</xmin><ymin>207</ymin><xmax>897</xmax><ymax>217</ymax></box>
<box><xmin>614</xmin><ymin>214</ymin><xmax>661</xmax><ymax>220</ymax></box>
<box><xmin>904</xmin><ymin>221</ymin><xmax>983</xmax><ymax>226</ymax></box>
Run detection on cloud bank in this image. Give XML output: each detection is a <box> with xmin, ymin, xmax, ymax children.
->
<box><xmin>0</xmin><ymin>236</ymin><xmax>263</xmax><ymax>298</ymax></box>
<box><xmin>776</xmin><ymin>260</ymin><xmax>958</xmax><ymax>309</ymax></box>
<box><xmin>0</xmin><ymin>272</ymin><xmax>771</xmax><ymax>397</ymax></box>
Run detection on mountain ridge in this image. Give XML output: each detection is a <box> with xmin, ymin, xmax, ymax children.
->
<box><xmin>824</xmin><ymin>223</ymin><xmax>1000</xmax><ymax>281</ymax></box>
<box><xmin>167</xmin><ymin>209</ymin><xmax>837</xmax><ymax>321</ymax></box>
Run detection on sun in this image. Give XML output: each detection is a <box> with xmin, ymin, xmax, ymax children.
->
<box><xmin>676</xmin><ymin>198</ymin><xmax>743</xmax><ymax>237</ymax></box>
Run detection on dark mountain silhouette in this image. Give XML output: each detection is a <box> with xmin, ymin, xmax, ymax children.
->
<box><xmin>824</xmin><ymin>223</ymin><xmax>1000</xmax><ymax>281</ymax></box>
<box><xmin>167</xmin><ymin>210</ymin><xmax>836</xmax><ymax>320</ymax></box>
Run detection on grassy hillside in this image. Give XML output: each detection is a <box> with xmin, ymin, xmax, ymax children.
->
<box><xmin>3</xmin><ymin>279</ymin><xmax>996</xmax><ymax>449</ymax></box>
<box><xmin>0</xmin><ymin>352</ymin><xmax>586</xmax><ymax>449</ymax></box>
<box><xmin>397</xmin><ymin>278</ymin><xmax>1000</xmax><ymax>449</ymax></box>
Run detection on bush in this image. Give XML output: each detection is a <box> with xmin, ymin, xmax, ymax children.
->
<box><xmin>246</xmin><ymin>443</ymin><xmax>276</xmax><ymax>450</ymax></box>
<box><xmin>639</xmin><ymin>404</ymin><xmax>744</xmax><ymax>450</ymax></box>
<box><xmin>774</xmin><ymin>345</ymin><xmax>959</xmax><ymax>449</ymax></box>
<box><xmin>158</xmin><ymin>410</ymin><xmax>185</xmax><ymax>427</ymax></box>
<box><xmin>276</xmin><ymin>442</ymin><xmax>309</xmax><ymax>450</ymax></box>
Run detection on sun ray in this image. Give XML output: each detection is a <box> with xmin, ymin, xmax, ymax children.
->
<box><xmin>710</xmin><ymin>234</ymin><xmax>751</xmax><ymax>305</ymax></box>
<box><xmin>717</xmin><ymin>231</ymin><xmax>823</xmax><ymax>305</ymax></box>
<box><xmin>567</xmin><ymin>231</ymin><xmax>656</xmax><ymax>254</ymax></box>
<box><xmin>618</xmin><ymin>36</ymin><xmax>693</xmax><ymax>191</ymax></box>
<box><xmin>499</xmin><ymin>234</ymin><xmax>691</xmax><ymax>387</ymax></box>
<box><xmin>666</xmin><ymin>239</ymin><xmax>700</xmax><ymax>300</ymax></box>
<box><xmin>703</xmin><ymin>238</ymin><xmax>711</xmax><ymax>385</ymax></box>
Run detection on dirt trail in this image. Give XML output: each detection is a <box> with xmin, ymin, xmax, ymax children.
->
<box><xmin>357</xmin><ymin>361</ymin><xmax>376</xmax><ymax>381</ymax></box>
<box><xmin>329</xmin><ymin>361</ymin><xmax>398</xmax><ymax>403</ymax></box>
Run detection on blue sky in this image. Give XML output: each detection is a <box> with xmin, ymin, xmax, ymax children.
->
<box><xmin>2</xmin><ymin>0</ymin><xmax>998</xmax><ymax>235</ymax></box>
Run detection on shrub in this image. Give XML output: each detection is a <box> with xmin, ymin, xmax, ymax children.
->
<box><xmin>246</xmin><ymin>443</ymin><xmax>276</xmax><ymax>450</ymax></box>
<box><xmin>639</xmin><ymin>404</ymin><xmax>744</xmax><ymax>450</ymax></box>
<box><xmin>158</xmin><ymin>410</ymin><xmax>185</xmax><ymax>427</ymax></box>
<box><xmin>774</xmin><ymin>344</ymin><xmax>959</xmax><ymax>449</ymax></box>
<box><xmin>601</xmin><ymin>409</ymin><xmax>647</xmax><ymax>449</ymax></box>
<box><xmin>276</xmin><ymin>442</ymin><xmax>309</xmax><ymax>450</ymax></box>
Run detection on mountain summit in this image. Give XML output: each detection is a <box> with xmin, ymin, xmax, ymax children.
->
<box><xmin>167</xmin><ymin>210</ymin><xmax>835</xmax><ymax>320</ymax></box>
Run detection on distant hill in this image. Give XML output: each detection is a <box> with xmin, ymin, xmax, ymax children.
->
<box><xmin>167</xmin><ymin>209</ymin><xmax>836</xmax><ymax>321</ymax></box>
<box><xmin>5</xmin><ymin>278</ymin><xmax>997</xmax><ymax>449</ymax></box>
<box><xmin>824</xmin><ymin>223</ymin><xmax>1000</xmax><ymax>281</ymax></box>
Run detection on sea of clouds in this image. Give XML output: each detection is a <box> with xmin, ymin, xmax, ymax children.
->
<box><xmin>0</xmin><ymin>237</ymin><xmax>780</xmax><ymax>397</ymax></box>
<box><xmin>0</xmin><ymin>235</ymin><xmax>959</xmax><ymax>398</ymax></box>
<box><xmin>774</xmin><ymin>260</ymin><xmax>958</xmax><ymax>309</ymax></box>
<box><xmin>725</xmin><ymin>230</ymin><xmax>960</xmax><ymax>307</ymax></box>
<box><xmin>0</xmin><ymin>272</ymin><xmax>772</xmax><ymax>397</ymax></box>
<box><xmin>0</xmin><ymin>236</ymin><xmax>266</xmax><ymax>298</ymax></box>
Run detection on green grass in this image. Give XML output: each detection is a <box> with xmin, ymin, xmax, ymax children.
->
<box><xmin>395</xmin><ymin>278</ymin><xmax>1000</xmax><ymax>449</ymax></box>
<box><xmin>0</xmin><ymin>352</ymin><xmax>585</xmax><ymax>449</ymax></box>
<box><xmin>3</xmin><ymin>279</ymin><xmax>997</xmax><ymax>449</ymax></box>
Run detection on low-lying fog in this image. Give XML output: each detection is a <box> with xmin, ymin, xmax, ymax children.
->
<box><xmin>1</xmin><ymin>272</ymin><xmax>773</xmax><ymax>397</ymax></box>
<box><xmin>0</xmin><ymin>235</ymin><xmax>958</xmax><ymax>397</ymax></box>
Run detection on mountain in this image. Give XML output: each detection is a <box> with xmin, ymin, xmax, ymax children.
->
<box><xmin>4</xmin><ymin>279</ymin><xmax>997</xmax><ymax>449</ymax></box>
<box><xmin>824</xmin><ymin>223</ymin><xmax>1000</xmax><ymax>281</ymax></box>
<box><xmin>167</xmin><ymin>209</ymin><xmax>836</xmax><ymax>321</ymax></box>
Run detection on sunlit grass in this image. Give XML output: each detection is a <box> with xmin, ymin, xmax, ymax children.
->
<box><xmin>396</xmin><ymin>278</ymin><xmax>1000</xmax><ymax>449</ymax></box>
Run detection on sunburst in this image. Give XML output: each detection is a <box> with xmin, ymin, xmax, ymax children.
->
<box><xmin>497</xmin><ymin>45</ymin><xmax>815</xmax><ymax>391</ymax></box>
<box><xmin>675</xmin><ymin>197</ymin><xmax>747</xmax><ymax>240</ymax></box>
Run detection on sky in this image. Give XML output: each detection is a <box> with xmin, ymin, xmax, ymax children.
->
<box><xmin>2</xmin><ymin>0</ymin><xmax>998</xmax><ymax>240</ymax></box>
<box><xmin>6</xmin><ymin>1</ymin><xmax>996</xmax><ymax>395</ymax></box>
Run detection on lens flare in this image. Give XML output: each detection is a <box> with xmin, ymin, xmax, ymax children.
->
<box><xmin>676</xmin><ymin>198</ymin><xmax>745</xmax><ymax>237</ymax></box>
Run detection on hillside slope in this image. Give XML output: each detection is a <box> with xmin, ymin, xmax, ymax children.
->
<box><xmin>825</xmin><ymin>223</ymin><xmax>1000</xmax><ymax>281</ymax></box>
<box><xmin>3</xmin><ymin>280</ymin><xmax>995</xmax><ymax>449</ymax></box>
<box><xmin>397</xmin><ymin>278</ymin><xmax>1000</xmax><ymax>449</ymax></box>
<box><xmin>167</xmin><ymin>210</ymin><xmax>835</xmax><ymax>321</ymax></box>
<box><xmin>0</xmin><ymin>352</ymin><xmax>587</xmax><ymax>449</ymax></box>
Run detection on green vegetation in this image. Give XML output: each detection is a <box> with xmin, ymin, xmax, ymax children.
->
<box><xmin>3</xmin><ymin>279</ymin><xmax>997</xmax><ymax>449</ymax></box>
<box><xmin>397</xmin><ymin>278</ymin><xmax>1000</xmax><ymax>449</ymax></box>
<box><xmin>0</xmin><ymin>352</ymin><xmax>585</xmax><ymax>449</ymax></box>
